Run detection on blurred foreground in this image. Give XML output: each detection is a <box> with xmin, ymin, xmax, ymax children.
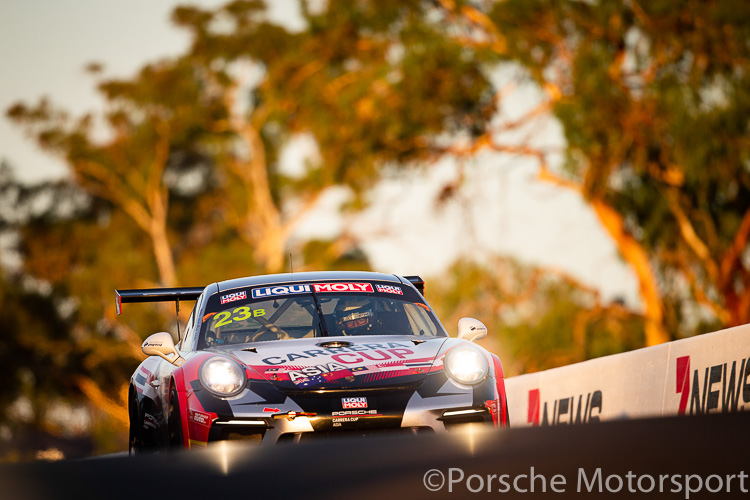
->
<box><xmin>1</xmin><ymin>412</ymin><xmax>747</xmax><ymax>499</ymax></box>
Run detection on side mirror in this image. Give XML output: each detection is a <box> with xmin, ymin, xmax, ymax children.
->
<box><xmin>142</xmin><ymin>332</ymin><xmax>185</xmax><ymax>366</ymax></box>
<box><xmin>457</xmin><ymin>318</ymin><xmax>488</xmax><ymax>342</ymax></box>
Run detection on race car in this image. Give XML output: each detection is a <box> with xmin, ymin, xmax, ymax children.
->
<box><xmin>118</xmin><ymin>271</ymin><xmax>508</xmax><ymax>452</ymax></box>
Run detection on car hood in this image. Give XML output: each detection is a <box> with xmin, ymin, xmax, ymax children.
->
<box><xmin>218</xmin><ymin>335</ymin><xmax>449</xmax><ymax>391</ymax></box>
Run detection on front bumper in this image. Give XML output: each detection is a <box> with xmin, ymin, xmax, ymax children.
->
<box><xmin>192</xmin><ymin>374</ymin><xmax>502</xmax><ymax>446</ymax></box>
<box><xmin>206</xmin><ymin>404</ymin><xmax>494</xmax><ymax>445</ymax></box>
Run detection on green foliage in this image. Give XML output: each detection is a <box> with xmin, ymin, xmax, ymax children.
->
<box><xmin>492</xmin><ymin>0</ymin><xmax>750</xmax><ymax>333</ymax></box>
<box><xmin>429</xmin><ymin>259</ymin><xmax>645</xmax><ymax>375</ymax></box>
<box><xmin>0</xmin><ymin>272</ymin><xmax>76</xmax><ymax>421</ymax></box>
<box><xmin>181</xmin><ymin>0</ymin><xmax>497</xmax><ymax>191</ymax></box>
<box><xmin>299</xmin><ymin>238</ymin><xmax>371</xmax><ymax>272</ymax></box>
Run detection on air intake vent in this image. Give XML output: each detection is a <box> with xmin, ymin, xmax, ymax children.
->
<box><xmin>316</xmin><ymin>340</ymin><xmax>353</xmax><ymax>349</ymax></box>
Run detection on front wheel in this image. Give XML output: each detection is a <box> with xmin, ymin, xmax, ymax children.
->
<box><xmin>167</xmin><ymin>386</ymin><xmax>184</xmax><ymax>450</ymax></box>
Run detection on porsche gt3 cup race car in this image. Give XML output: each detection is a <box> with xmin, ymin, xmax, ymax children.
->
<box><xmin>118</xmin><ymin>271</ymin><xmax>508</xmax><ymax>452</ymax></box>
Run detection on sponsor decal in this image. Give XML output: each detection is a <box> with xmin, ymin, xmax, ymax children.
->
<box><xmin>252</xmin><ymin>284</ymin><xmax>310</xmax><ymax>298</ymax></box>
<box><xmin>190</xmin><ymin>409</ymin><xmax>213</xmax><ymax>427</ymax></box>
<box><xmin>332</xmin><ymin>417</ymin><xmax>359</xmax><ymax>424</ymax></box>
<box><xmin>527</xmin><ymin>389</ymin><xmax>602</xmax><ymax>426</ymax></box>
<box><xmin>314</xmin><ymin>282</ymin><xmax>374</xmax><ymax>293</ymax></box>
<box><xmin>676</xmin><ymin>355</ymin><xmax>750</xmax><ymax>415</ymax></box>
<box><xmin>376</xmin><ymin>284</ymin><xmax>403</xmax><ymax>295</ymax></box>
<box><xmin>252</xmin><ymin>282</ymin><xmax>374</xmax><ymax>298</ymax></box>
<box><xmin>221</xmin><ymin>291</ymin><xmax>246</xmax><ymax>305</ymax></box>
<box><xmin>287</xmin><ymin>362</ymin><xmax>349</xmax><ymax>382</ymax></box>
<box><xmin>261</xmin><ymin>342</ymin><xmax>413</xmax><ymax>365</ymax></box>
<box><xmin>342</xmin><ymin>397</ymin><xmax>368</xmax><ymax>409</ymax></box>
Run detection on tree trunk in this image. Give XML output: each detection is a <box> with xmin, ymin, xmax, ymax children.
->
<box><xmin>592</xmin><ymin>200</ymin><xmax>670</xmax><ymax>345</ymax></box>
<box><xmin>150</xmin><ymin>216</ymin><xmax>177</xmax><ymax>288</ymax></box>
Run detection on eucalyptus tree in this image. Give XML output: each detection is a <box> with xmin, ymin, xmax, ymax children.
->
<box><xmin>4</xmin><ymin>0</ymin><xmax>498</xmax><ymax>441</ymax></box>
<box><xmin>440</xmin><ymin>0</ymin><xmax>750</xmax><ymax>342</ymax></box>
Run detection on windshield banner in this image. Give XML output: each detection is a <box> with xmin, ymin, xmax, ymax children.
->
<box><xmin>252</xmin><ymin>282</ymin><xmax>375</xmax><ymax>298</ymax></box>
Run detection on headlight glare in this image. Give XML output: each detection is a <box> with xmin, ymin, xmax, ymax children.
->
<box><xmin>199</xmin><ymin>357</ymin><xmax>246</xmax><ymax>397</ymax></box>
<box><xmin>444</xmin><ymin>345</ymin><xmax>489</xmax><ymax>385</ymax></box>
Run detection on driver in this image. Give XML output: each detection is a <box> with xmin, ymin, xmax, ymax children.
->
<box><xmin>334</xmin><ymin>298</ymin><xmax>376</xmax><ymax>336</ymax></box>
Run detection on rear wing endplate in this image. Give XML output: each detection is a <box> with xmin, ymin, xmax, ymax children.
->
<box><xmin>116</xmin><ymin>287</ymin><xmax>204</xmax><ymax>315</ymax></box>
<box><xmin>403</xmin><ymin>276</ymin><xmax>425</xmax><ymax>296</ymax></box>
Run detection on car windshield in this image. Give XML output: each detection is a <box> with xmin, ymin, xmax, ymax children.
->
<box><xmin>198</xmin><ymin>281</ymin><xmax>446</xmax><ymax>349</ymax></box>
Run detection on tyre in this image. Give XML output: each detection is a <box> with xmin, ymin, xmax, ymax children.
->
<box><xmin>128</xmin><ymin>389</ymin><xmax>141</xmax><ymax>456</ymax></box>
<box><xmin>167</xmin><ymin>385</ymin><xmax>184</xmax><ymax>450</ymax></box>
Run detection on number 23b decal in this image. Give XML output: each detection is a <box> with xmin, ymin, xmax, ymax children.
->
<box><xmin>209</xmin><ymin>306</ymin><xmax>267</xmax><ymax>328</ymax></box>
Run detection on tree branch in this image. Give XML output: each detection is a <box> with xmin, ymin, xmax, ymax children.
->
<box><xmin>660</xmin><ymin>249</ymin><xmax>730</xmax><ymax>324</ymax></box>
<box><xmin>534</xmin><ymin>166</ymin><xmax>670</xmax><ymax>345</ymax></box>
<box><xmin>74</xmin><ymin>159</ymin><xmax>153</xmax><ymax>232</ymax></box>
<box><xmin>720</xmin><ymin>208</ymin><xmax>750</xmax><ymax>286</ymax></box>
<box><xmin>663</xmin><ymin>187</ymin><xmax>719</xmax><ymax>283</ymax></box>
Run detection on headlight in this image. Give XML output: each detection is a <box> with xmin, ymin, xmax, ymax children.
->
<box><xmin>199</xmin><ymin>357</ymin><xmax>246</xmax><ymax>397</ymax></box>
<box><xmin>444</xmin><ymin>344</ymin><xmax>489</xmax><ymax>385</ymax></box>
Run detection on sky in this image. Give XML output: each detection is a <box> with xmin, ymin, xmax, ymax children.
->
<box><xmin>0</xmin><ymin>0</ymin><xmax>641</xmax><ymax>308</ymax></box>
<box><xmin>0</xmin><ymin>0</ymin><xmax>302</xmax><ymax>182</ymax></box>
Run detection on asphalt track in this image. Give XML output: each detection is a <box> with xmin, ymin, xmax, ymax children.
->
<box><xmin>1</xmin><ymin>412</ymin><xmax>747</xmax><ymax>499</ymax></box>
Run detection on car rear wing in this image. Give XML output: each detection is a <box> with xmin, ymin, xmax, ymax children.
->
<box><xmin>403</xmin><ymin>276</ymin><xmax>425</xmax><ymax>296</ymax></box>
<box><xmin>115</xmin><ymin>287</ymin><xmax>204</xmax><ymax>315</ymax></box>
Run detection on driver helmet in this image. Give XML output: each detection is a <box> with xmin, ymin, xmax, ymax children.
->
<box><xmin>334</xmin><ymin>298</ymin><xmax>376</xmax><ymax>335</ymax></box>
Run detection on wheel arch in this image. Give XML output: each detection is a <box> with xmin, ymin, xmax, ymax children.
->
<box><xmin>490</xmin><ymin>353</ymin><xmax>509</xmax><ymax>428</ymax></box>
<box><xmin>170</xmin><ymin>367</ymin><xmax>191</xmax><ymax>449</ymax></box>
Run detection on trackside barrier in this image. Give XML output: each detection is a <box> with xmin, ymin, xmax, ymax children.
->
<box><xmin>3</xmin><ymin>413</ymin><xmax>749</xmax><ymax>500</ymax></box>
<box><xmin>504</xmin><ymin>323</ymin><xmax>750</xmax><ymax>427</ymax></box>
